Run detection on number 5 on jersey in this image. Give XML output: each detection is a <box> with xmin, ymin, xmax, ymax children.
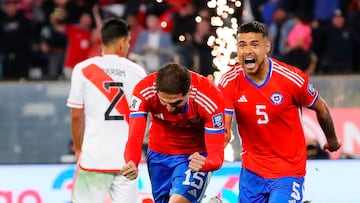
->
<box><xmin>256</xmin><ymin>105</ymin><xmax>269</xmax><ymax>124</ymax></box>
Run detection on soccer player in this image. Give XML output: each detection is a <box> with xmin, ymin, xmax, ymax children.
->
<box><xmin>66</xmin><ymin>18</ymin><xmax>147</xmax><ymax>203</ymax></box>
<box><xmin>121</xmin><ymin>63</ymin><xmax>228</xmax><ymax>203</ymax></box>
<box><xmin>217</xmin><ymin>21</ymin><xmax>341</xmax><ymax>203</ymax></box>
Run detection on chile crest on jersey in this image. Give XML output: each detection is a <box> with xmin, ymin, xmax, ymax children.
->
<box><xmin>270</xmin><ymin>92</ymin><xmax>284</xmax><ymax>105</ymax></box>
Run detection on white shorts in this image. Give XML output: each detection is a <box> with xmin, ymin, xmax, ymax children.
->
<box><xmin>72</xmin><ymin>167</ymin><xmax>139</xmax><ymax>203</ymax></box>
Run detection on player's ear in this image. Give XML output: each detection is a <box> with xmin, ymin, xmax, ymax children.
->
<box><xmin>118</xmin><ymin>37</ymin><xmax>128</xmax><ymax>54</ymax></box>
<box><xmin>265</xmin><ymin>39</ymin><xmax>271</xmax><ymax>54</ymax></box>
<box><xmin>118</xmin><ymin>37</ymin><xmax>125</xmax><ymax>50</ymax></box>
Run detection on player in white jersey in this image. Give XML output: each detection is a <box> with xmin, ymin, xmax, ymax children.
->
<box><xmin>66</xmin><ymin>18</ymin><xmax>147</xmax><ymax>203</ymax></box>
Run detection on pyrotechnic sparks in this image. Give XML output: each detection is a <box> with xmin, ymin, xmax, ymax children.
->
<box><xmin>206</xmin><ymin>0</ymin><xmax>241</xmax><ymax>83</ymax></box>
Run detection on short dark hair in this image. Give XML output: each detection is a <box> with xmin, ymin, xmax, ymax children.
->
<box><xmin>156</xmin><ymin>63</ymin><xmax>191</xmax><ymax>95</ymax></box>
<box><xmin>238</xmin><ymin>21</ymin><xmax>269</xmax><ymax>38</ymax></box>
<box><xmin>101</xmin><ymin>18</ymin><xmax>130</xmax><ymax>45</ymax></box>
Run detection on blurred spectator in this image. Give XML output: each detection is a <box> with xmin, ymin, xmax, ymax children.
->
<box><xmin>320</xmin><ymin>9</ymin><xmax>360</xmax><ymax>74</ymax></box>
<box><xmin>192</xmin><ymin>8</ymin><xmax>216</xmax><ymax>79</ymax></box>
<box><xmin>40</xmin><ymin>25</ymin><xmax>67</xmax><ymax>80</ymax></box>
<box><xmin>171</xmin><ymin>7</ymin><xmax>217</xmax><ymax>79</ymax></box>
<box><xmin>99</xmin><ymin>0</ymin><xmax>125</xmax><ymax>19</ymax></box>
<box><xmin>123</xmin><ymin>0</ymin><xmax>141</xmax><ymax>19</ymax></box>
<box><xmin>1</xmin><ymin>0</ymin><xmax>359</xmax><ymax>79</ymax></box>
<box><xmin>281</xmin><ymin>0</ymin><xmax>314</xmax><ymax>19</ymax></box>
<box><xmin>39</xmin><ymin>0</ymin><xmax>68</xmax><ymax>80</ymax></box>
<box><xmin>310</xmin><ymin>19</ymin><xmax>326</xmax><ymax>74</ymax></box>
<box><xmin>172</xmin><ymin>33</ymin><xmax>200</xmax><ymax>72</ymax></box>
<box><xmin>305</xmin><ymin>0</ymin><xmax>341</xmax><ymax>74</ymax></box>
<box><xmin>21</xmin><ymin>0</ymin><xmax>49</xmax><ymax>79</ymax></box>
<box><xmin>0</xmin><ymin>0</ymin><xmax>37</xmax><ymax>80</ymax></box>
<box><xmin>283</xmin><ymin>12</ymin><xmax>317</xmax><ymax>74</ymax></box>
<box><xmin>36</xmin><ymin>0</ymin><xmax>69</xmax><ymax>80</ymax></box>
<box><xmin>170</xmin><ymin>0</ymin><xmax>196</xmax><ymax>43</ymax></box>
<box><xmin>87</xmin><ymin>4</ymin><xmax>103</xmax><ymax>57</ymax></box>
<box><xmin>260</xmin><ymin>0</ymin><xmax>282</xmax><ymax>26</ymax></box>
<box><xmin>125</xmin><ymin>12</ymin><xmax>144</xmax><ymax>53</ymax></box>
<box><xmin>20</xmin><ymin>0</ymin><xmax>47</xmax><ymax>29</ymax></box>
<box><xmin>306</xmin><ymin>139</ymin><xmax>330</xmax><ymax>159</ymax></box>
<box><xmin>144</xmin><ymin>0</ymin><xmax>170</xmax><ymax>27</ymax></box>
<box><xmin>172</xmin><ymin>8</ymin><xmax>215</xmax><ymax>74</ymax></box>
<box><xmin>132</xmin><ymin>13</ymin><xmax>174</xmax><ymax>73</ymax></box>
<box><xmin>56</xmin><ymin>0</ymin><xmax>94</xmax><ymax>24</ymax></box>
<box><xmin>348</xmin><ymin>0</ymin><xmax>360</xmax><ymax>73</ymax></box>
<box><xmin>268</xmin><ymin>6</ymin><xmax>294</xmax><ymax>61</ymax></box>
<box><xmin>286</xmin><ymin>12</ymin><xmax>312</xmax><ymax>53</ymax></box>
<box><xmin>51</xmin><ymin>9</ymin><xmax>94</xmax><ymax>79</ymax></box>
<box><xmin>313</xmin><ymin>0</ymin><xmax>340</xmax><ymax>25</ymax></box>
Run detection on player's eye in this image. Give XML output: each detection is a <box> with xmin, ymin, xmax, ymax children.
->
<box><xmin>238</xmin><ymin>43</ymin><xmax>246</xmax><ymax>48</ymax></box>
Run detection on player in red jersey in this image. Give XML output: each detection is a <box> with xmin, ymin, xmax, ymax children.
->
<box><xmin>121</xmin><ymin>63</ymin><xmax>228</xmax><ymax>203</ymax></box>
<box><xmin>218</xmin><ymin>21</ymin><xmax>341</xmax><ymax>203</ymax></box>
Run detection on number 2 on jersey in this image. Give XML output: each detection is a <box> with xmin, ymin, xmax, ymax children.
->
<box><xmin>256</xmin><ymin>105</ymin><xmax>269</xmax><ymax>124</ymax></box>
<box><xmin>104</xmin><ymin>82</ymin><xmax>125</xmax><ymax>120</ymax></box>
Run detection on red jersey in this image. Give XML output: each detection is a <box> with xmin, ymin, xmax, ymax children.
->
<box><xmin>218</xmin><ymin>58</ymin><xmax>319</xmax><ymax>178</ymax></box>
<box><xmin>125</xmin><ymin>71</ymin><xmax>225</xmax><ymax>171</ymax></box>
<box><xmin>64</xmin><ymin>24</ymin><xmax>92</xmax><ymax>69</ymax></box>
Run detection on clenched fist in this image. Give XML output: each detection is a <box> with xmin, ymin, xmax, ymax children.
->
<box><xmin>188</xmin><ymin>152</ymin><xmax>206</xmax><ymax>172</ymax></box>
<box><xmin>121</xmin><ymin>161</ymin><xmax>138</xmax><ymax>180</ymax></box>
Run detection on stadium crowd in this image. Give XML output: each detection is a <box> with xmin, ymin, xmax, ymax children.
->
<box><xmin>1</xmin><ymin>0</ymin><xmax>360</xmax><ymax>81</ymax></box>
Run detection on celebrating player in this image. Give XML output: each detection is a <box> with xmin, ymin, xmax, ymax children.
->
<box><xmin>218</xmin><ymin>21</ymin><xmax>341</xmax><ymax>203</ymax></box>
<box><xmin>122</xmin><ymin>63</ymin><xmax>228</xmax><ymax>203</ymax></box>
<box><xmin>66</xmin><ymin>18</ymin><xmax>147</xmax><ymax>202</ymax></box>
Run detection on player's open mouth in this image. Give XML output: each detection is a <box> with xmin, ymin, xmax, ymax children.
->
<box><xmin>244</xmin><ymin>58</ymin><xmax>256</xmax><ymax>68</ymax></box>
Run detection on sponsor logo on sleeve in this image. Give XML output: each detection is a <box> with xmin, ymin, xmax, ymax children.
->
<box><xmin>130</xmin><ymin>96</ymin><xmax>142</xmax><ymax>111</ymax></box>
<box><xmin>212</xmin><ymin>113</ymin><xmax>224</xmax><ymax>128</ymax></box>
<box><xmin>307</xmin><ymin>83</ymin><xmax>315</xmax><ymax>96</ymax></box>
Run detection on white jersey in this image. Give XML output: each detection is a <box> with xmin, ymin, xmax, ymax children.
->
<box><xmin>67</xmin><ymin>54</ymin><xmax>147</xmax><ymax>171</ymax></box>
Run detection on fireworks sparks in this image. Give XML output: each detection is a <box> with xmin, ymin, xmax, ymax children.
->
<box><xmin>207</xmin><ymin>0</ymin><xmax>241</xmax><ymax>82</ymax></box>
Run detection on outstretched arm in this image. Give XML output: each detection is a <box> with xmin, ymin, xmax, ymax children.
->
<box><xmin>92</xmin><ymin>4</ymin><xmax>103</xmax><ymax>32</ymax></box>
<box><xmin>312</xmin><ymin>96</ymin><xmax>341</xmax><ymax>152</ymax></box>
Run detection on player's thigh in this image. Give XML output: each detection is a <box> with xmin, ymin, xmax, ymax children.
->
<box><xmin>109</xmin><ymin>174</ymin><xmax>139</xmax><ymax>203</ymax></box>
<box><xmin>72</xmin><ymin>169</ymin><xmax>113</xmax><ymax>203</ymax></box>
<box><xmin>269</xmin><ymin>176</ymin><xmax>304</xmax><ymax>203</ymax></box>
<box><xmin>171</xmin><ymin>161</ymin><xmax>211</xmax><ymax>203</ymax></box>
<box><xmin>147</xmin><ymin>151</ymin><xmax>174</xmax><ymax>202</ymax></box>
<box><xmin>169</xmin><ymin>194</ymin><xmax>191</xmax><ymax>203</ymax></box>
<box><xmin>238</xmin><ymin>168</ymin><xmax>269</xmax><ymax>203</ymax></box>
